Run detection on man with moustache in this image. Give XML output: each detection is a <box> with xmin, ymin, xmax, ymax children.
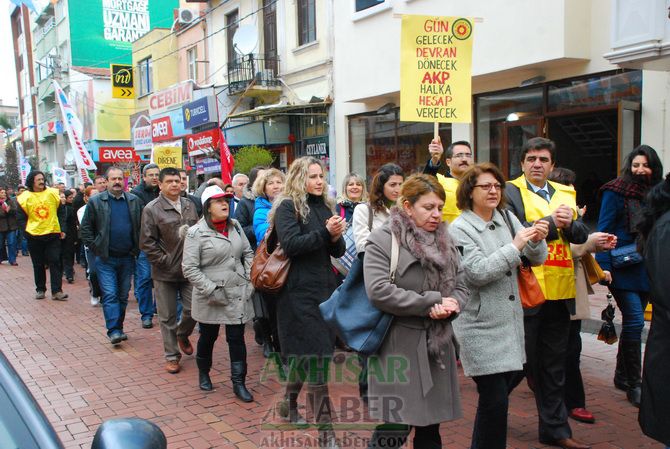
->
<box><xmin>17</xmin><ymin>171</ymin><xmax>68</xmax><ymax>300</ymax></box>
<box><xmin>80</xmin><ymin>167</ymin><xmax>142</xmax><ymax>345</ymax></box>
<box><xmin>423</xmin><ymin>139</ymin><xmax>474</xmax><ymax>223</ymax></box>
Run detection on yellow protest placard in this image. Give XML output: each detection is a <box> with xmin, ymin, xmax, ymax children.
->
<box><xmin>400</xmin><ymin>15</ymin><xmax>474</xmax><ymax>123</ymax></box>
<box><xmin>152</xmin><ymin>142</ymin><xmax>183</xmax><ymax>169</ymax></box>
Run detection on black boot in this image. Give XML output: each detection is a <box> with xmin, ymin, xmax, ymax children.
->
<box><xmin>252</xmin><ymin>319</ymin><xmax>264</xmax><ymax>346</ymax></box>
<box><xmin>367</xmin><ymin>426</ymin><xmax>409</xmax><ymax>449</ymax></box>
<box><xmin>621</xmin><ymin>339</ymin><xmax>642</xmax><ymax>407</ymax></box>
<box><xmin>276</xmin><ymin>380</ymin><xmax>306</xmax><ymax>425</ymax></box>
<box><xmin>263</xmin><ymin>342</ymin><xmax>273</xmax><ymax>359</ymax></box>
<box><xmin>230</xmin><ymin>361</ymin><xmax>254</xmax><ymax>402</ymax></box>
<box><xmin>307</xmin><ymin>384</ymin><xmax>340</xmax><ymax>449</ymax></box>
<box><xmin>196</xmin><ymin>356</ymin><xmax>213</xmax><ymax>391</ymax></box>
<box><xmin>614</xmin><ymin>339</ymin><xmax>629</xmax><ymax>391</ymax></box>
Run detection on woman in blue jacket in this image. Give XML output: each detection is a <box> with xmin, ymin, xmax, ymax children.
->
<box><xmin>596</xmin><ymin>145</ymin><xmax>663</xmax><ymax>407</ymax></box>
<box><xmin>252</xmin><ymin>168</ymin><xmax>285</xmax><ymax>358</ymax></box>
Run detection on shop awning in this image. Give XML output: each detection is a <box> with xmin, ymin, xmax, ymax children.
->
<box><xmin>225</xmin><ymin>100</ymin><xmax>332</xmax><ymax>120</ymax></box>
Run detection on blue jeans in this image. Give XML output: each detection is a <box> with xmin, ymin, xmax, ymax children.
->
<box><xmin>610</xmin><ymin>287</ymin><xmax>649</xmax><ymax>341</ymax></box>
<box><xmin>97</xmin><ymin>255</ymin><xmax>135</xmax><ymax>336</ymax></box>
<box><xmin>15</xmin><ymin>228</ymin><xmax>28</xmax><ymax>256</ymax></box>
<box><xmin>0</xmin><ymin>231</ymin><xmax>17</xmax><ymax>264</ymax></box>
<box><xmin>134</xmin><ymin>251</ymin><xmax>155</xmax><ymax>320</ymax></box>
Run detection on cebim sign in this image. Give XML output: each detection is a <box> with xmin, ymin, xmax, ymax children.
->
<box><xmin>99</xmin><ymin>147</ymin><xmax>140</xmax><ymax>163</ymax></box>
<box><xmin>148</xmin><ymin>81</ymin><xmax>194</xmax><ymax>115</ymax></box>
<box><xmin>187</xmin><ymin>128</ymin><xmax>220</xmax><ymax>157</ymax></box>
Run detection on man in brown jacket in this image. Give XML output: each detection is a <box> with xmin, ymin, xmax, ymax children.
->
<box><xmin>140</xmin><ymin>167</ymin><xmax>199</xmax><ymax>373</ymax></box>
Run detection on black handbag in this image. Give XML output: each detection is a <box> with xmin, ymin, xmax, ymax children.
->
<box><xmin>610</xmin><ymin>243</ymin><xmax>643</xmax><ymax>268</ymax></box>
<box><xmin>319</xmin><ymin>233</ymin><xmax>399</xmax><ymax>356</ymax></box>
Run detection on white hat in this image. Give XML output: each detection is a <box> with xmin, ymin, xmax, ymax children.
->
<box><xmin>201</xmin><ymin>185</ymin><xmax>231</xmax><ymax>206</ymax></box>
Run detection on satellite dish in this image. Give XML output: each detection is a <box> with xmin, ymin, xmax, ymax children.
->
<box><xmin>233</xmin><ymin>25</ymin><xmax>258</xmax><ymax>55</ymax></box>
<box><xmin>65</xmin><ymin>149</ymin><xmax>75</xmax><ymax>164</ymax></box>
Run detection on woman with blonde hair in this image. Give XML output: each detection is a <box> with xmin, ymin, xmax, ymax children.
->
<box><xmin>269</xmin><ymin>156</ymin><xmax>346</xmax><ymax>449</ymax></box>
<box><xmin>251</xmin><ymin>168</ymin><xmax>286</xmax><ymax>358</ymax></box>
<box><xmin>336</xmin><ymin>173</ymin><xmax>368</xmax><ymax>223</ymax></box>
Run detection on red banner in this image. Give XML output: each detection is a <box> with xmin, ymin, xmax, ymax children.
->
<box><xmin>219</xmin><ymin>130</ymin><xmax>234</xmax><ymax>184</ymax></box>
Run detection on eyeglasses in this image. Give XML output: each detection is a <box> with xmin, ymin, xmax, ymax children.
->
<box><xmin>474</xmin><ymin>183</ymin><xmax>503</xmax><ymax>192</ymax></box>
<box><xmin>451</xmin><ymin>152</ymin><xmax>473</xmax><ymax>159</ymax></box>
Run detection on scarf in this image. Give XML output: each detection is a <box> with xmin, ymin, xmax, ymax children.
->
<box><xmin>600</xmin><ymin>176</ymin><xmax>652</xmax><ymax>233</ymax></box>
<box><xmin>212</xmin><ymin>219</ymin><xmax>228</xmax><ymax>237</ymax></box>
<box><xmin>388</xmin><ymin>207</ymin><xmax>461</xmax><ymax>367</ymax></box>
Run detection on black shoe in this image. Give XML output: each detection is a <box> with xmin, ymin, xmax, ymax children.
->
<box><xmin>231</xmin><ymin>361</ymin><xmax>254</xmax><ymax>402</ymax></box>
<box><xmin>621</xmin><ymin>339</ymin><xmax>642</xmax><ymax>408</ymax></box>
<box><xmin>109</xmin><ymin>332</ymin><xmax>123</xmax><ymax>345</ymax></box>
<box><xmin>263</xmin><ymin>342</ymin><xmax>272</xmax><ymax>359</ymax></box>
<box><xmin>120</xmin><ymin>332</ymin><xmax>128</xmax><ymax>341</ymax></box>
<box><xmin>67</xmin><ymin>278</ymin><xmax>74</xmax><ymax>284</ymax></box>
<box><xmin>253</xmin><ymin>319</ymin><xmax>264</xmax><ymax>346</ymax></box>
<box><xmin>142</xmin><ymin>319</ymin><xmax>153</xmax><ymax>329</ymax></box>
<box><xmin>199</xmin><ymin>370</ymin><xmax>213</xmax><ymax>391</ymax></box>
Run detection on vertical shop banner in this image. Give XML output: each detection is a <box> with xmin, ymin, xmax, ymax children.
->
<box><xmin>400</xmin><ymin>15</ymin><xmax>474</xmax><ymax>123</ymax></box>
<box><xmin>52</xmin><ymin>167</ymin><xmax>67</xmax><ymax>185</ymax></box>
<box><xmin>53</xmin><ymin>81</ymin><xmax>96</xmax><ymax>183</ymax></box>
<box><xmin>19</xmin><ymin>157</ymin><xmax>31</xmax><ymax>185</ymax></box>
<box><xmin>152</xmin><ymin>140</ymin><xmax>183</xmax><ymax>169</ymax></box>
<box><xmin>219</xmin><ymin>129</ymin><xmax>234</xmax><ymax>184</ymax></box>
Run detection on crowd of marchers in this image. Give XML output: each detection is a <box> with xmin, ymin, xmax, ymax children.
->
<box><xmin>4</xmin><ymin>136</ymin><xmax>670</xmax><ymax>449</ymax></box>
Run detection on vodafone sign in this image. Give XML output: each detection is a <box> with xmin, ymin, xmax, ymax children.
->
<box><xmin>151</xmin><ymin>116</ymin><xmax>174</xmax><ymax>142</ymax></box>
<box><xmin>187</xmin><ymin>128</ymin><xmax>220</xmax><ymax>157</ymax></box>
<box><xmin>99</xmin><ymin>147</ymin><xmax>140</xmax><ymax>163</ymax></box>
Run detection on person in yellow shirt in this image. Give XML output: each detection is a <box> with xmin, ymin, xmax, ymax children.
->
<box><xmin>423</xmin><ymin>139</ymin><xmax>474</xmax><ymax>223</ymax></box>
<box><xmin>17</xmin><ymin>171</ymin><xmax>68</xmax><ymax>301</ymax></box>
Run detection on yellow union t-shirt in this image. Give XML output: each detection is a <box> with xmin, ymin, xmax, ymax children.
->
<box><xmin>17</xmin><ymin>188</ymin><xmax>62</xmax><ymax>236</ymax></box>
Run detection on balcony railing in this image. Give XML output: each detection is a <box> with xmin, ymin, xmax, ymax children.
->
<box><xmin>227</xmin><ymin>54</ymin><xmax>280</xmax><ymax>95</ymax></box>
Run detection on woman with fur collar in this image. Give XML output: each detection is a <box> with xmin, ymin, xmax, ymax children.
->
<box><xmin>449</xmin><ymin>163</ymin><xmax>548</xmax><ymax>449</ymax></box>
<box><xmin>363</xmin><ymin>174</ymin><xmax>468</xmax><ymax>449</ymax></box>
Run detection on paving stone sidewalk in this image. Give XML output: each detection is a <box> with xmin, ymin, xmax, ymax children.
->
<box><xmin>0</xmin><ymin>258</ymin><xmax>658</xmax><ymax>449</ymax></box>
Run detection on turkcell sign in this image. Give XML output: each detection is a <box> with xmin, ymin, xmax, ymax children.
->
<box><xmin>182</xmin><ymin>96</ymin><xmax>216</xmax><ymax>128</ymax></box>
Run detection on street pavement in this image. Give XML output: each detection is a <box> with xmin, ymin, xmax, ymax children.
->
<box><xmin>0</xmin><ymin>257</ymin><xmax>659</xmax><ymax>449</ymax></box>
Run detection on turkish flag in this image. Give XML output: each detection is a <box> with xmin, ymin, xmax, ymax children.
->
<box><xmin>219</xmin><ymin>129</ymin><xmax>234</xmax><ymax>184</ymax></box>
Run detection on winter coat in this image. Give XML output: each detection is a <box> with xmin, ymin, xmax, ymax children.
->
<box><xmin>80</xmin><ymin>191</ymin><xmax>142</xmax><ymax>259</ymax></box>
<box><xmin>351</xmin><ymin>202</ymin><xmax>389</xmax><ymax>254</ymax></box>
<box><xmin>140</xmin><ymin>194</ymin><xmax>199</xmax><ymax>282</ymax></box>
<box><xmin>131</xmin><ymin>181</ymin><xmax>159</xmax><ymax>209</ymax></box>
<box><xmin>570</xmin><ymin>233</ymin><xmax>601</xmax><ymax>321</ymax></box>
<box><xmin>639</xmin><ymin>209</ymin><xmax>670</xmax><ymax>446</ymax></box>
<box><xmin>182</xmin><ymin>218</ymin><xmax>254</xmax><ymax>325</ymax></box>
<box><xmin>253</xmin><ymin>196</ymin><xmax>272</xmax><ymax>244</ymax></box>
<box><xmin>335</xmin><ymin>200</ymin><xmax>359</xmax><ymax>223</ymax></box>
<box><xmin>0</xmin><ymin>198</ymin><xmax>18</xmax><ymax>232</ymax></box>
<box><xmin>450</xmin><ymin>209</ymin><xmax>547</xmax><ymax>377</ymax></box>
<box><xmin>274</xmin><ymin>196</ymin><xmax>345</xmax><ymax>356</ymax></box>
<box><xmin>595</xmin><ymin>190</ymin><xmax>649</xmax><ymax>292</ymax></box>
<box><xmin>234</xmin><ymin>190</ymin><xmax>257</xmax><ymax>250</ymax></box>
<box><xmin>363</xmin><ymin>222</ymin><xmax>469</xmax><ymax>427</ymax></box>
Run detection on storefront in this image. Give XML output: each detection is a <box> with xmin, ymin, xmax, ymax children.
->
<box><xmin>348</xmin><ymin>108</ymin><xmax>452</xmax><ymax>181</ymax></box>
<box><xmin>475</xmin><ymin>70</ymin><xmax>642</xmax><ymax>220</ymax></box>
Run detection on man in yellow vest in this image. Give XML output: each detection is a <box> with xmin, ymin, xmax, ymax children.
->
<box><xmin>505</xmin><ymin>137</ymin><xmax>591</xmax><ymax>449</ymax></box>
<box><xmin>17</xmin><ymin>171</ymin><xmax>69</xmax><ymax>301</ymax></box>
<box><xmin>423</xmin><ymin>139</ymin><xmax>473</xmax><ymax>222</ymax></box>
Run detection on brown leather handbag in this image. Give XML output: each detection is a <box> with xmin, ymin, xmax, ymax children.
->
<box><xmin>581</xmin><ymin>252</ymin><xmax>607</xmax><ymax>285</ymax></box>
<box><xmin>251</xmin><ymin>225</ymin><xmax>291</xmax><ymax>294</ymax></box>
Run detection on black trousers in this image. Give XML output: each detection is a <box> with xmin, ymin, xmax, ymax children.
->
<box><xmin>565</xmin><ymin>319</ymin><xmax>585</xmax><ymax>410</ymax></box>
<box><xmin>197</xmin><ymin>323</ymin><xmax>246</xmax><ymax>364</ymax></box>
<box><xmin>26</xmin><ymin>234</ymin><xmax>63</xmax><ymax>294</ymax></box>
<box><xmin>471</xmin><ymin>371</ymin><xmax>522</xmax><ymax>449</ymax></box>
<box><xmin>367</xmin><ymin>423</ymin><xmax>441</xmax><ymax>449</ymax></box>
<box><xmin>61</xmin><ymin>237</ymin><xmax>76</xmax><ymax>279</ymax></box>
<box><xmin>524</xmin><ymin>300</ymin><xmax>572</xmax><ymax>441</ymax></box>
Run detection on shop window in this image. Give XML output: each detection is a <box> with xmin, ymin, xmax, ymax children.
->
<box><xmin>187</xmin><ymin>47</ymin><xmax>197</xmax><ymax>81</ymax></box>
<box><xmin>349</xmin><ymin>109</ymin><xmax>452</xmax><ymax>182</ymax></box>
<box><xmin>547</xmin><ymin>71</ymin><xmax>642</xmax><ymax>112</ymax></box>
<box><xmin>138</xmin><ymin>58</ymin><xmax>153</xmax><ymax>97</ymax></box>
<box><xmin>297</xmin><ymin>0</ymin><xmax>316</xmax><ymax>46</ymax></box>
<box><xmin>299</xmin><ymin>114</ymin><xmax>327</xmax><ymax>139</ymax></box>
<box><xmin>356</xmin><ymin>0</ymin><xmax>385</xmax><ymax>12</ymax></box>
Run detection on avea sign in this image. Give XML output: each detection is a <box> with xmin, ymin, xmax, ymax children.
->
<box><xmin>99</xmin><ymin>147</ymin><xmax>139</xmax><ymax>163</ymax></box>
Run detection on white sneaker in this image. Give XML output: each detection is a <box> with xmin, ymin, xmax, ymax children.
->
<box><xmin>90</xmin><ymin>296</ymin><xmax>100</xmax><ymax>306</ymax></box>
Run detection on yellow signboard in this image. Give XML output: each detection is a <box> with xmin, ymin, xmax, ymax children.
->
<box><xmin>111</xmin><ymin>64</ymin><xmax>135</xmax><ymax>99</ymax></box>
<box><xmin>400</xmin><ymin>15</ymin><xmax>474</xmax><ymax>123</ymax></box>
<box><xmin>152</xmin><ymin>142</ymin><xmax>183</xmax><ymax>169</ymax></box>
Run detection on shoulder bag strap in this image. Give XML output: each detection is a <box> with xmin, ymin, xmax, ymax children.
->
<box><xmin>390</xmin><ymin>232</ymin><xmax>399</xmax><ymax>283</ymax></box>
<box><xmin>367</xmin><ymin>203</ymin><xmax>374</xmax><ymax>231</ymax></box>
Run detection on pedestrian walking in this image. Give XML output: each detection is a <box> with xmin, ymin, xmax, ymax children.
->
<box><xmin>80</xmin><ymin>167</ymin><xmax>142</xmax><ymax>345</ymax></box>
<box><xmin>450</xmin><ymin>163</ymin><xmax>548</xmax><ymax>449</ymax></box>
<box><xmin>270</xmin><ymin>157</ymin><xmax>346</xmax><ymax>449</ymax></box>
<box><xmin>596</xmin><ymin>145</ymin><xmax>664</xmax><ymax>408</ymax></box>
<box><xmin>16</xmin><ymin>171</ymin><xmax>68</xmax><ymax>301</ymax></box>
<box><xmin>140</xmin><ymin>167</ymin><xmax>199</xmax><ymax>374</ymax></box>
<box><xmin>363</xmin><ymin>174</ymin><xmax>468</xmax><ymax>449</ymax></box>
<box><xmin>60</xmin><ymin>189</ymin><xmax>77</xmax><ymax>283</ymax></box>
<box><xmin>77</xmin><ymin>186</ymin><xmax>101</xmax><ymax>306</ymax></box>
<box><xmin>0</xmin><ymin>187</ymin><xmax>19</xmax><ymax>266</ymax></box>
<box><xmin>182</xmin><ymin>185</ymin><xmax>254</xmax><ymax>401</ymax></box>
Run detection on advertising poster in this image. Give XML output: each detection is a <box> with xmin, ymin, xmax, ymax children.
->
<box><xmin>152</xmin><ymin>140</ymin><xmax>183</xmax><ymax>169</ymax></box>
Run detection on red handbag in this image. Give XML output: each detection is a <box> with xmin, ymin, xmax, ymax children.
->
<box><xmin>250</xmin><ymin>226</ymin><xmax>291</xmax><ymax>294</ymax></box>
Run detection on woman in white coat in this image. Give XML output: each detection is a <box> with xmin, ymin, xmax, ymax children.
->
<box><xmin>450</xmin><ymin>163</ymin><xmax>548</xmax><ymax>449</ymax></box>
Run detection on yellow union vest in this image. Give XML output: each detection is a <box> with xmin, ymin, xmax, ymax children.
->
<box><xmin>436</xmin><ymin>174</ymin><xmax>461</xmax><ymax>223</ymax></box>
<box><xmin>17</xmin><ymin>188</ymin><xmax>62</xmax><ymax>236</ymax></box>
<box><xmin>509</xmin><ymin>175</ymin><xmax>577</xmax><ymax>300</ymax></box>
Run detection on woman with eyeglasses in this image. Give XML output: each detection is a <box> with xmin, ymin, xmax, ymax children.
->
<box><xmin>182</xmin><ymin>185</ymin><xmax>255</xmax><ymax>402</ymax></box>
<box><xmin>450</xmin><ymin>163</ymin><xmax>548</xmax><ymax>449</ymax></box>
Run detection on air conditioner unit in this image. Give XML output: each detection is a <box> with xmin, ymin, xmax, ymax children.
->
<box><xmin>178</xmin><ymin>8</ymin><xmax>196</xmax><ymax>24</ymax></box>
